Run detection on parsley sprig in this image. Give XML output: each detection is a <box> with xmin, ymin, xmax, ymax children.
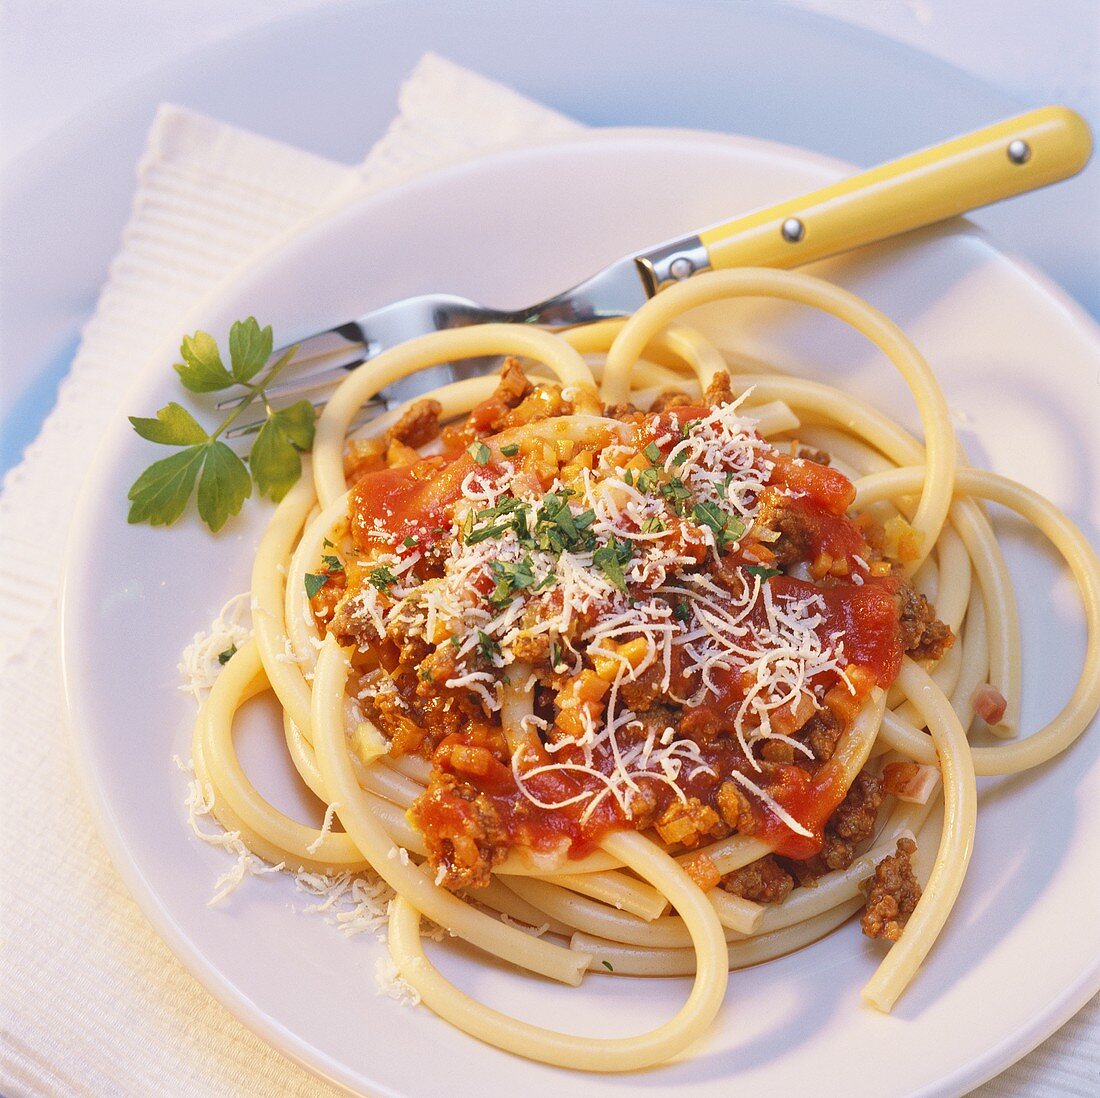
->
<box><xmin>127</xmin><ymin>318</ymin><xmax>313</xmax><ymax>532</ymax></box>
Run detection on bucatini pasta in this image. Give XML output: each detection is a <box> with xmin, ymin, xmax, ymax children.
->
<box><xmin>188</xmin><ymin>268</ymin><xmax>1100</xmax><ymax>1070</ymax></box>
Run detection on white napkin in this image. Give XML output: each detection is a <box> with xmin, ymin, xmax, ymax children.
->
<box><xmin>0</xmin><ymin>52</ymin><xmax>1093</xmax><ymax>1098</ymax></box>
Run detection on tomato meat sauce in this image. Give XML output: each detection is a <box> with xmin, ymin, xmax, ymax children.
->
<box><xmin>325</xmin><ymin>383</ymin><xmax>947</xmax><ymax>894</ymax></box>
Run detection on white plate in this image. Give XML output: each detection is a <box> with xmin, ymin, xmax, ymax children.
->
<box><xmin>61</xmin><ymin>130</ymin><xmax>1100</xmax><ymax>1098</ymax></box>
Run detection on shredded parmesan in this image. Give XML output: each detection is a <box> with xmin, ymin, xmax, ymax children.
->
<box><xmin>374</xmin><ymin>955</ymin><xmax>421</xmax><ymax>1005</ymax></box>
<box><xmin>177</xmin><ymin>593</ymin><xmax>252</xmax><ymax>702</ymax></box>
<box><xmin>336</xmin><ymin>400</ymin><xmax>852</xmax><ymax>839</ymax></box>
<box><xmin>306</xmin><ymin>801</ymin><xmax>341</xmax><ymax>854</ymax></box>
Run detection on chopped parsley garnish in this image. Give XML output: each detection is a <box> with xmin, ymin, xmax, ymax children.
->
<box><xmin>501</xmin><ymin>442</ymin><xmax>519</xmax><ymax>457</ymax></box>
<box><xmin>636</xmin><ymin>466</ymin><xmax>660</xmax><ymax>494</ymax></box>
<box><xmin>643</xmin><ymin>441</ymin><xmax>662</xmax><ymax>464</ymax></box>
<box><xmin>321</xmin><ymin>553</ymin><xmax>345</xmax><ymax>573</ymax></box>
<box><xmin>692</xmin><ymin>501</ymin><xmax>746</xmax><ymax>550</ymax></box>
<box><xmin>533</xmin><ymin>490</ymin><xmax>595</xmax><ymax>553</ymax></box>
<box><xmin>549</xmin><ymin>639</ymin><xmax>566</xmax><ymax>670</ymax></box>
<box><xmin>673</xmin><ymin>600</ymin><xmax>691</xmax><ymax>622</ymax></box>
<box><xmin>593</xmin><ymin>536</ymin><xmax>635</xmax><ymax>592</ymax></box>
<box><xmin>659</xmin><ymin>476</ymin><xmax>691</xmax><ymax>513</ymax></box>
<box><xmin>623</xmin><ymin>468</ymin><xmax>634</xmax><ymax>487</ymax></box>
<box><xmin>402</xmin><ymin>535</ymin><xmax>419</xmax><ymax>548</ymax></box>
<box><xmin>601</xmin><ymin>960</ymin><xmax>615</xmax><ymax>972</ymax></box>
<box><xmin>477</xmin><ymin>630</ymin><xmax>501</xmax><ymax>660</ymax></box>
<box><xmin>488</xmin><ymin>556</ymin><xmax>537</xmax><ymax>605</ymax></box>
<box><xmin>304</xmin><ymin>573</ymin><xmax>329</xmax><ymax>599</ymax></box>
<box><xmin>367</xmin><ymin>565</ymin><xmax>399</xmax><ymax>591</ymax></box>
<box><xmin>467</xmin><ymin>440</ymin><xmax>491</xmax><ymax>465</ymax></box>
<box><xmin>640</xmin><ymin>516</ymin><xmax>665</xmax><ymax>534</ymax></box>
<box><xmin>217</xmin><ymin>644</ymin><xmax>237</xmax><ymax>665</ymax></box>
<box><xmin>465</xmin><ymin>495</ymin><xmax>530</xmax><ymax>546</ymax></box>
<box><xmin>745</xmin><ymin>564</ymin><xmax>782</xmax><ymax>581</ymax></box>
<box><xmin>450</xmin><ymin>634</ymin><xmax>461</xmax><ymax>650</ymax></box>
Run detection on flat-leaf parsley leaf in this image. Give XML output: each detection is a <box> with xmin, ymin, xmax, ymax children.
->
<box><xmin>745</xmin><ymin>564</ymin><xmax>782</xmax><ymax>581</ymax></box>
<box><xmin>251</xmin><ymin>399</ymin><xmax>316</xmax><ymax>502</ymax></box>
<box><xmin>128</xmin><ymin>402</ymin><xmax>209</xmax><ymax>446</ymax></box>
<box><xmin>304</xmin><ymin>573</ymin><xmax>330</xmax><ymax>599</ymax></box>
<box><xmin>127</xmin><ymin>318</ymin><xmax>313</xmax><ymax>532</ymax></box>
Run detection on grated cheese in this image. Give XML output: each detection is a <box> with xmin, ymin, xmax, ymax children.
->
<box><xmin>177</xmin><ymin>593</ymin><xmax>252</xmax><ymax>702</ymax></box>
<box><xmin>306</xmin><ymin>801</ymin><xmax>341</xmax><ymax>855</ymax></box>
<box><xmin>333</xmin><ymin>400</ymin><xmax>854</xmax><ymax>840</ymax></box>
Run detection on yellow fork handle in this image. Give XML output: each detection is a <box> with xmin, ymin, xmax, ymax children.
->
<box><xmin>697</xmin><ymin>106</ymin><xmax>1092</xmax><ymax>271</ymax></box>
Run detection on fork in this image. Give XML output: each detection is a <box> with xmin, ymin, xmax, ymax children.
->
<box><xmin>224</xmin><ymin>106</ymin><xmax>1090</xmax><ymax>437</ymax></box>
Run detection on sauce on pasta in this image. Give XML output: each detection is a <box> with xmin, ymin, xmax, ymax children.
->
<box><xmin>320</xmin><ymin>373</ymin><xmax>946</xmax><ymax>895</ymax></box>
<box><xmin>188</xmin><ymin>268</ymin><xmax>1100</xmax><ymax>1072</ymax></box>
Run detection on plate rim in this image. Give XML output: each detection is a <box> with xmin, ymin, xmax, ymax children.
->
<box><xmin>60</xmin><ymin>125</ymin><xmax>1100</xmax><ymax>1098</ymax></box>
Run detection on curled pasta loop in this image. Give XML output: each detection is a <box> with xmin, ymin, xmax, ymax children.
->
<box><xmin>184</xmin><ymin>266</ymin><xmax>1100</xmax><ymax>1068</ymax></box>
<box><xmin>602</xmin><ymin>268</ymin><xmax>954</xmax><ymax>564</ymax></box>
<box><xmin>314</xmin><ymin>324</ymin><xmax>598</xmax><ymax>507</ymax></box>
<box><xmin>856</xmin><ymin>466</ymin><xmax>1100</xmax><ymax>773</ymax></box>
<box><xmin>388</xmin><ymin>826</ymin><xmax>729</xmax><ymax>1072</ymax></box>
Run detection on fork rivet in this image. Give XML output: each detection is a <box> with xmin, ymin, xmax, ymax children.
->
<box><xmin>1007</xmin><ymin>139</ymin><xmax>1031</xmax><ymax>165</ymax></box>
<box><xmin>781</xmin><ymin>217</ymin><xmax>805</xmax><ymax>243</ymax></box>
<box><xmin>669</xmin><ymin>257</ymin><xmax>694</xmax><ymax>280</ymax></box>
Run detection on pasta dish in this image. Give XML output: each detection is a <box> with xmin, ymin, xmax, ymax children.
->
<box><xmin>189</xmin><ymin>268</ymin><xmax>1100</xmax><ymax>1070</ymax></box>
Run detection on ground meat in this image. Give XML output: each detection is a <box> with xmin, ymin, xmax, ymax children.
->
<box><xmin>650</xmin><ymin>389</ymin><xmax>695</xmax><ymax>412</ymax></box>
<box><xmin>496</xmin><ymin>357</ymin><xmax>534</xmax><ymax>407</ymax></box>
<box><xmin>604</xmin><ymin>401</ymin><xmax>642</xmax><ymax>420</ymax></box>
<box><xmin>799</xmin><ymin>707</ymin><xmax>843</xmax><ymax>763</ymax></box>
<box><xmin>409</xmin><ymin>771</ymin><xmax>509</xmax><ymax>890</ymax></box>
<box><xmin>387</xmin><ymin>622</ymin><xmax>431</xmax><ymax>671</ymax></box>
<box><xmin>329</xmin><ymin>588</ymin><xmax>380</xmax><ymax>649</ymax></box>
<box><xmin>416</xmin><ymin>641</ymin><xmax>459</xmax><ymax>687</ymax></box>
<box><xmin>796</xmin><ymin>445</ymin><xmax>832</xmax><ymax>466</ymax></box>
<box><xmin>715</xmin><ymin>781</ymin><xmax>758</xmax><ymax>834</ymax></box>
<box><xmin>754</xmin><ymin>492</ymin><xmax>813</xmax><ymax>568</ymax></box>
<box><xmin>861</xmin><ymin>837</ymin><xmax>922</xmax><ymax>940</ymax></box>
<box><xmin>898</xmin><ymin>583</ymin><xmax>955</xmax><ymax>660</ymax></box>
<box><xmin>759</xmin><ymin>739</ymin><xmax>796</xmax><ymax>764</ymax></box>
<box><xmin>385</xmin><ymin>397</ymin><xmax>442</xmax><ymax>449</ymax></box>
<box><xmin>721</xmin><ymin>855</ymin><xmax>794</xmax><ymax>904</ymax></box>
<box><xmin>619</xmin><ymin>666</ymin><xmax>663</xmax><ymax>712</ymax></box>
<box><xmin>510</xmin><ymin>631</ymin><xmax>552</xmax><ymax>664</ymax></box>
<box><xmin>625</xmin><ymin>784</ymin><xmax>660</xmax><ymax>831</ymax></box>
<box><xmin>370</xmin><ymin>686</ymin><xmax>426</xmax><ymax>756</ymax></box>
<box><xmin>788</xmin><ymin>769</ymin><xmax>884</xmax><ymax>884</ymax></box>
<box><xmin>831</xmin><ymin>771</ymin><xmax>884</xmax><ymax>842</ymax></box>
<box><xmin>653</xmin><ymin>796</ymin><xmax>728</xmax><ymax>848</ymax></box>
<box><xmin>704</xmin><ymin>371</ymin><xmax>733</xmax><ymax>406</ymax></box>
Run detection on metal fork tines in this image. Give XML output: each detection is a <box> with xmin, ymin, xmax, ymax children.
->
<box><xmin>220</xmin><ymin>253</ymin><xmax>655</xmax><ymax>436</ymax></box>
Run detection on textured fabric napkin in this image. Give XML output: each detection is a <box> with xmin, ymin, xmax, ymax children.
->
<box><xmin>0</xmin><ymin>52</ymin><xmax>1095</xmax><ymax>1098</ymax></box>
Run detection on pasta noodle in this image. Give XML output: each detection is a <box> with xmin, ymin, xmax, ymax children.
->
<box><xmin>188</xmin><ymin>267</ymin><xmax>1100</xmax><ymax>1070</ymax></box>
